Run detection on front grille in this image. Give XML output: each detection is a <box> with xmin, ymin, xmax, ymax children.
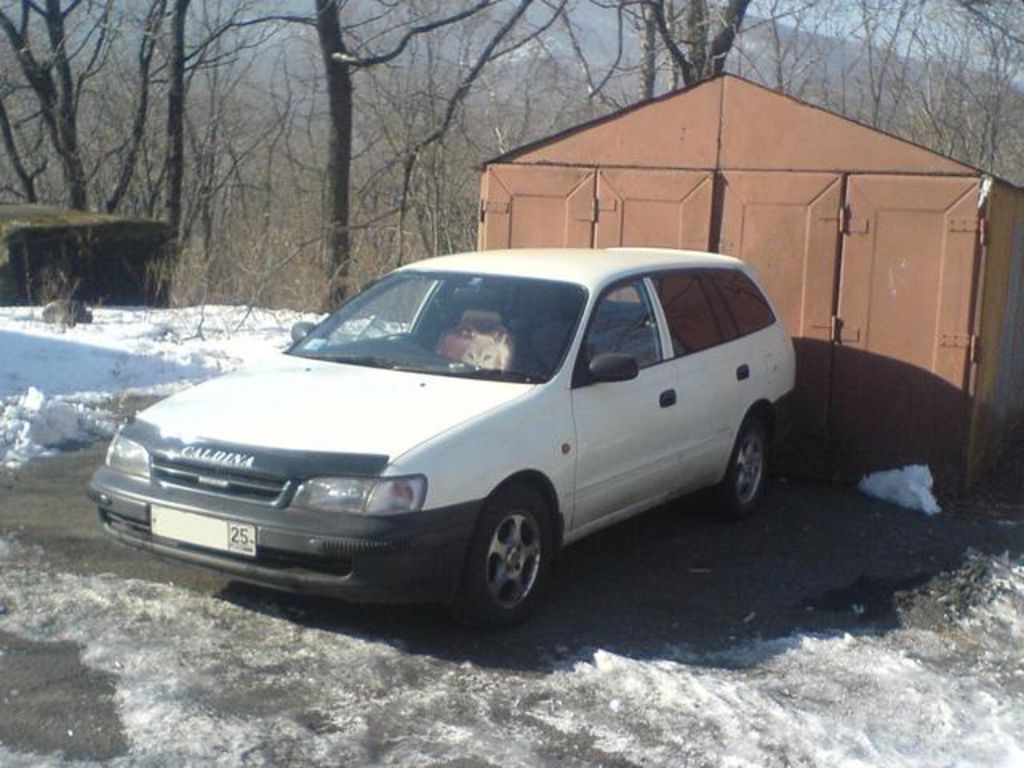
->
<box><xmin>151</xmin><ymin>455</ymin><xmax>289</xmax><ymax>504</ymax></box>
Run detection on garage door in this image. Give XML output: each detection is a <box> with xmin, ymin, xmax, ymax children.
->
<box><xmin>478</xmin><ymin>164</ymin><xmax>596</xmax><ymax>249</ymax></box>
<box><xmin>718</xmin><ymin>172</ymin><xmax>843</xmax><ymax>443</ymax></box>
<box><xmin>831</xmin><ymin>175</ymin><xmax>981</xmax><ymax>475</ymax></box>
<box><xmin>593</xmin><ymin>169</ymin><xmax>713</xmax><ymax>250</ymax></box>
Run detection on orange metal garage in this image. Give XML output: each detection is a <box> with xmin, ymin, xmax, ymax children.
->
<box><xmin>478</xmin><ymin>75</ymin><xmax>1024</xmax><ymax>488</ymax></box>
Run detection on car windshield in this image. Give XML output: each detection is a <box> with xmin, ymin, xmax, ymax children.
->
<box><xmin>289</xmin><ymin>271</ymin><xmax>588</xmax><ymax>383</ymax></box>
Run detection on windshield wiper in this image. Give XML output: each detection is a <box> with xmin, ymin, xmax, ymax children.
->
<box><xmin>295</xmin><ymin>353</ymin><xmax>406</xmax><ymax>370</ymax></box>
<box><xmin>445</xmin><ymin>366</ymin><xmax>540</xmax><ymax>384</ymax></box>
<box><xmin>333</xmin><ymin>355</ymin><xmax>415</xmax><ymax>371</ymax></box>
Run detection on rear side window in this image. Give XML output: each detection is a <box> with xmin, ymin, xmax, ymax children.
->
<box><xmin>653</xmin><ymin>271</ymin><xmax>732</xmax><ymax>356</ymax></box>
<box><xmin>709</xmin><ymin>269</ymin><xmax>775</xmax><ymax>336</ymax></box>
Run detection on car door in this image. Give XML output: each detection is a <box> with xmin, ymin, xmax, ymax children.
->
<box><xmin>569</xmin><ymin>278</ymin><xmax>678</xmax><ymax>533</ymax></box>
<box><xmin>651</xmin><ymin>270</ymin><xmax>745</xmax><ymax>488</ymax></box>
<box><xmin>704</xmin><ymin>267</ymin><xmax>781</xmax><ymax>448</ymax></box>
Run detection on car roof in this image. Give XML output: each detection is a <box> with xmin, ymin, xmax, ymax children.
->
<box><xmin>398</xmin><ymin>248</ymin><xmax>748</xmax><ymax>290</ymax></box>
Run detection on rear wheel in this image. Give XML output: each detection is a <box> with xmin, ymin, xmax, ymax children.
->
<box><xmin>452</xmin><ymin>483</ymin><xmax>552</xmax><ymax>627</ymax></box>
<box><xmin>720</xmin><ymin>416</ymin><xmax>769</xmax><ymax>519</ymax></box>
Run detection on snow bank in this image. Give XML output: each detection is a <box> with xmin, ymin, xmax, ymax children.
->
<box><xmin>0</xmin><ymin>305</ymin><xmax>318</xmax><ymax>467</ymax></box>
<box><xmin>0</xmin><ymin>386</ymin><xmax>116</xmax><ymax>466</ymax></box>
<box><xmin>858</xmin><ymin>464</ymin><xmax>941</xmax><ymax>515</ymax></box>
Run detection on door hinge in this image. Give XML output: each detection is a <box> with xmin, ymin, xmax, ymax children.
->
<box><xmin>479</xmin><ymin>199</ymin><xmax>510</xmax><ymax>222</ymax></box>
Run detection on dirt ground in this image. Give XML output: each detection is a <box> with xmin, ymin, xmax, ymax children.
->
<box><xmin>2</xmin><ymin>437</ymin><xmax>1024</xmax><ymax>762</ymax></box>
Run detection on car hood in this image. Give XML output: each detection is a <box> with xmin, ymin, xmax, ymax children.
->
<box><xmin>139</xmin><ymin>355</ymin><xmax>534</xmax><ymax>461</ymax></box>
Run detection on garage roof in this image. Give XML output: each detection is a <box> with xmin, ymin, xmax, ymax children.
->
<box><xmin>489</xmin><ymin>75</ymin><xmax>982</xmax><ymax>177</ymax></box>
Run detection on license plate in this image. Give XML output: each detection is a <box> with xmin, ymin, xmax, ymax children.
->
<box><xmin>150</xmin><ymin>505</ymin><xmax>257</xmax><ymax>557</ymax></box>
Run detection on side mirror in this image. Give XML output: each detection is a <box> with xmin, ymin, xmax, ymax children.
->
<box><xmin>290</xmin><ymin>321</ymin><xmax>315</xmax><ymax>343</ymax></box>
<box><xmin>588</xmin><ymin>352</ymin><xmax>639</xmax><ymax>383</ymax></box>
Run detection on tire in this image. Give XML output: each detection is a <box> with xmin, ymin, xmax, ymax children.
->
<box><xmin>719</xmin><ymin>416</ymin><xmax>769</xmax><ymax>519</ymax></box>
<box><xmin>452</xmin><ymin>483</ymin><xmax>552</xmax><ymax>627</ymax></box>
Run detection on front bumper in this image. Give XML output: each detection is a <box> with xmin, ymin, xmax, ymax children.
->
<box><xmin>89</xmin><ymin>466</ymin><xmax>480</xmax><ymax>604</ymax></box>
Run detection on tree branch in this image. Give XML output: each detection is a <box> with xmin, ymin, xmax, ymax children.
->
<box><xmin>395</xmin><ymin>0</ymin><xmax>540</xmax><ymax>262</ymax></box>
<box><xmin>333</xmin><ymin>1</ymin><xmax>495</xmax><ymax>68</ymax></box>
<box><xmin>106</xmin><ymin>0</ymin><xmax>166</xmax><ymax>212</ymax></box>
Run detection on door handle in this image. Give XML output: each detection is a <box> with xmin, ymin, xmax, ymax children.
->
<box><xmin>659</xmin><ymin>389</ymin><xmax>677</xmax><ymax>408</ymax></box>
<box><xmin>736</xmin><ymin>364</ymin><xmax>750</xmax><ymax>381</ymax></box>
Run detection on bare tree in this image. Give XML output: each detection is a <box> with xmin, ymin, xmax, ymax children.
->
<box><xmin>310</xmin><ymin>0</ymin><xmax>544</xmax><ymax>303</ymax></box>
<box><xmin>106</xmin><ymin>0</ymin><xmax>166</xmax><ymax>213</ymax></box>
<box><xmin>563</xmin><ymin>0</ymin><xmax>753</xmax><ymax>103</ymax></box>
<box><xmin>166</xmin><ymin>0</ymin><xmax>190</xmax><ymax>234</ymax></box>
<box><xmin>0</xmin><ymin>1</ymin><xmax>96</xmax><ymax>208</ymax></box>
<box><xmin>0</xmin><ymin>0</ymin><xmax>176</xmax><ymax>214</ymax></box>
<box><xmin>313</xmin><ymin>0</ymin><xmax>354</xmax><ymax>305</ymax></box>
<box><xmin>647</xmin><ymin>0</ymin><xmax>753</xmax><ymax>86</ymax></box>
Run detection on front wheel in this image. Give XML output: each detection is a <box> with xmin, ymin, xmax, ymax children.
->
<box><xmin>720</xmin><ymin>416</ymin><xmax>769</xmax><ymax>519</ymax></box>
<box><xmin>452</xmin><ymin>483</ymin><xmax>552</xmax><ymax>627</ymax></box>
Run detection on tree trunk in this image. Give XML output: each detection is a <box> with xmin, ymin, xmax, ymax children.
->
<box><xmin>0</xmin><ymin>96</ymin><xmax>38</xmax><ymax>202</ymax></box>
<box><xmin>166</xmin><ymin>0</ymin><xmax>190</xmax><ymax>237</ymax></box>
<box><xmin>40</xmin><ymin>0</ymin><xmax>87</xmax><ymax>209</ymax></box>
<box><xmin>640</xmin><ymin>4</ymin><xmax>658</xmax><ymax>99</ymax></box>
<box><xmin>314</xmin><ymin>0</ymin><xmax>353</xmax><ymax>308</ymax></box>
<box><xmin>708</xmin><ymin>0</ymin><xmax>751</xmax><ymax>78</ymax></box>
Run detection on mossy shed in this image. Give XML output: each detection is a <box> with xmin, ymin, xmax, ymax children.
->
<box><xmin>0</xmin><ymin>205</ymin><xmax>173</xmax><ymax>306</ymax></box>
<box><xmin>478</xmin><ymin>75</ymin><xmax>1024</xmax><ymax>488</ymax></box>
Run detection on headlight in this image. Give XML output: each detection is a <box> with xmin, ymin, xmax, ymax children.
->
<box><xmin>106</xmin><ymin>434</ymin><xmax>150</xmax><ymax>479</ymax></box>
<box><xmin>294</xmin><ymin>475</ymin><xmax>426</xmax><ymax>516</ymax></box>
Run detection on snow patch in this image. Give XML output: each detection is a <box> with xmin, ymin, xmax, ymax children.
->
<box><xmin>0</xmin><ymin>305</ymin><xmax>319</xmax><ymax>468</ymax></box>
<box><xmin>858</xmin><ymin>464</ymin><xmax>941</xmax><ymax>515</ymax></box>
<box><xmin>0</xmin><ymin>386</ymin><xmax>115</xmax><ymax>466</ymax></box>
<box><xmin>548</xmin><ymin>559</ymin><xmax>1024</xmax><ymax>767</ymax></box>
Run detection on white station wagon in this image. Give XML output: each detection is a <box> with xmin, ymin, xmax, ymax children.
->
<box><xmin>90</xmin><ymin>248</ymin><xmax>795</xmax><ymax>625</ymax></box>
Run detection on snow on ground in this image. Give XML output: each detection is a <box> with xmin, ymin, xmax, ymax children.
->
<box><xmin>0</xmin><ymin>535</ymin><xmax>1021</xmax><ymax>767</ymax></box>
<box><xmin>0</xmin><ymin>305</ymin><xmax>318</xmax><ymax>467</ymax></box>
<box><xmin>3</xmin><ymin>304</ymin><xmax>1023</xmax><ymax>765</ymax></box>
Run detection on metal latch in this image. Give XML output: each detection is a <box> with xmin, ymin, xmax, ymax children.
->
<box><xmin>812</xmin><ymin>315</ymin><xmax>859</xmax><ymax>344</ymax></box>
<box><xmin>948</xmin><ymin>217</ymin><xmax>987</xmax><ymax>247</ymax></box>
<box><xmin>839</xmin><ymin>205</ymin><xmax>869</xmax><ymax>235</ymax></box>
<box><xmin>590</xmin><ymin>197</ymin><xmax>618</xmax><ymax>221</ymax></box>
<box><xmin>940</xmin><ymin>333</ymin><xmax>981</xmax><ymax>363</ymax></box>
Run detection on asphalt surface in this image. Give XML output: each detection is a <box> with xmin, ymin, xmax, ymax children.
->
<box><xmin>2</xmin><ymin>439</ymin><xmax>1024</xmax><ymax>762</ymax></box>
